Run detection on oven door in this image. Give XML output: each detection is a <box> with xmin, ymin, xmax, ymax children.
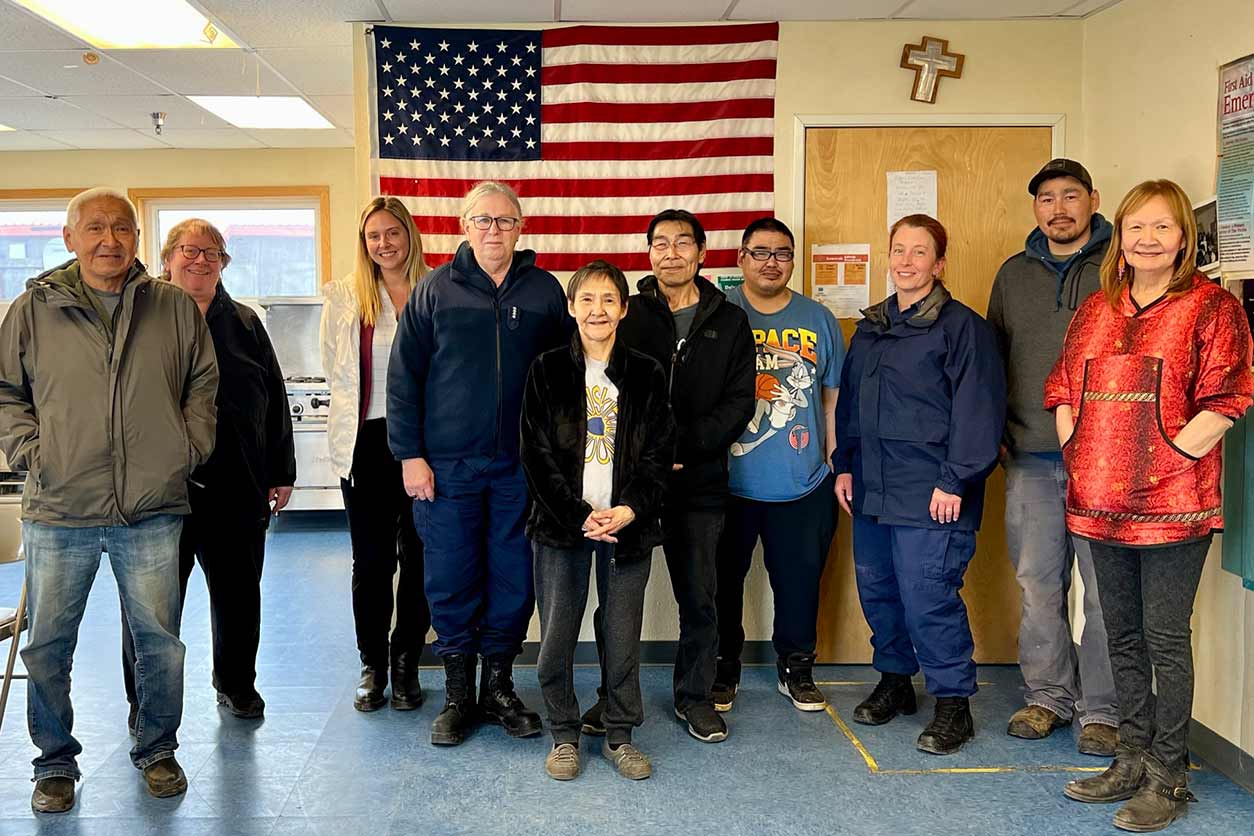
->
<box><xmin>287</xmin><ymin>426</ymin><xmax>344</xmax><ymax>511</ymax></box>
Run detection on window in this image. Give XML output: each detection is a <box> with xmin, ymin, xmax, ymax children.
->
<box><xmin>0</xmin><ymin>190</ymin><xmax>79</xmax><ymax>302</ymax></box>
<box><xmin>131</xmin><ymin>186</ymin><xmax>331</xmax><ymax>298</ymax></box>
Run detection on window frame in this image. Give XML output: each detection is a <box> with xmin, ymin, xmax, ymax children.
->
<box><xmin>129</xmin><ymin>186</ymin><xmax>332</xmax><ymax>291</ymax></box>
<box><xmin>0</xmin><ymin>189</ymin><xmax>84</xmax><ymax>303</ymax></box>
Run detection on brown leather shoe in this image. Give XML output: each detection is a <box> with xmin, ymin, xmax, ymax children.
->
<box><xmin>1007</xmin><ymin>705</ymin><xmax>1068</xmax><ymax>739</ymax></box>
<box><xmin>1079</xmin><ymin>722</ymin><xmax>1120</xmax><ymax>757</ymax></box>
<box><xmin>1113</xmin><ymin>752</ymin><xmax>1193</xmax><ymax>832</ymax></box>
<box><xmin>31</xmin><ymin>777</ymin><xmax>75</xmax><ymax>813</ymax></box>
<box><xmin>142</xmin><ymin>757</ymin><xmax>188</xmax><ymax>798</ymax></box>
<box><xmin>1065</xmin><ymin>744</ymin><xmax>1146</xmax><ymax>803</ymax></box>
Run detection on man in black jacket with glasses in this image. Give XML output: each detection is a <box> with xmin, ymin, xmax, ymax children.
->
<box><xmin>581</xmin><ymin>209</ymin><xmax>755</xmax><ymax>743</ymax></box>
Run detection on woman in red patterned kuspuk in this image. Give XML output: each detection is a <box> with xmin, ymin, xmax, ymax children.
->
<box><xmin>1045</xmin><ymin>179</ymin><xmax>1253</xmax><ymax>833</ymax></box>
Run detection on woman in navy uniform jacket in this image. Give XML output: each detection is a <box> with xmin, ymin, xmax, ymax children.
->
<box><xmin>833</xmin><ymin>214</ymin><xmax>1006</xmax><ymax>756</ymax></box>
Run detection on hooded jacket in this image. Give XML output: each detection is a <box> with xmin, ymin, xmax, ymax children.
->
<box><xmin>190</xmin><ymin>283</ymin><xmax>295</xmax><ymax>527</ymax></box>
<box><xmin>987</xmin><ymin>214</ymin><xmax>1111</xmax><ymax>454</ymax></box>
<box><xmin>520</xmin><ymin>334</ymin><xmax>675</xmax><ymax>557</ymax></box>
<box><xmin>0</xmin><ymin>259</ymin><xmax>218</xmax><ymax>527</ymax></box>
<box><xmin>615</xmin><ymin>274</ymin><xmax>755</xmax><ymax>510</ymax></box>
<box><xmin>387</xmin><ymin>241</ymin><xmax>571</xmax><ymax>463</ymax></box>
<box><xmin>1045</xmin><ymin>275</ymin><xmax>1253</xmax><ymax>546</ymax></box>
<box><xmin>834</xmin><ymin>284</ymin><xmax>1006</xmax><ymax>531</ymax></box>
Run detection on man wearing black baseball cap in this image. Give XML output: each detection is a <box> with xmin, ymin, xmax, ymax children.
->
<box><xmin>987</xmin><ymin>158</ymin><xmax>1120</xmax><ymax>757</ymax></box>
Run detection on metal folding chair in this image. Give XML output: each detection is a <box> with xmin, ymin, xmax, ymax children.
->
<box><xmin>0</xmin><ymin>541</ymin><xmax>27</xmax><ymax>734</ymax></box>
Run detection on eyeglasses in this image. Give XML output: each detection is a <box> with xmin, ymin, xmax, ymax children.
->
<box><xmin>742</xmin><ymin>248</ymin><xmax>794</xmax><ymax>263</ymax></box>
<box><xmin>176</xmin><ymin>244</ymin><xmax>225</xmax><ymax>262</ymax></box>
<box><xmin>650</xmin><ymin>238</ymin><xmax>697</xmax><ymax>253</ymax></box>
<box><xmin>467</xmin><ymin>215</ymin><xmax>521</xmax><ymax>231</ymax></box>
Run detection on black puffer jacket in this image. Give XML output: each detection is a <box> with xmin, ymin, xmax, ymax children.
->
<box><xmin>520</xmin><ymin>334</ymin><xmax>675</xmax><ymax>558</ymax></box>
<box><xmin>616</xmin><ymin>275</ymin><xmax>755</xmax><ymax>509</ymax></box>
<box><xmin>189</xmin><ymin>283</ymin><xmax>296</xmax><ymax>528</ymax></box>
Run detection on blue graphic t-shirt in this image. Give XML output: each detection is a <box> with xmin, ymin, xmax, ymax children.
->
<box><xmin>725</xmin><ymin>287</ymin><xmax>845</xmax><ymax>502</ymax></box>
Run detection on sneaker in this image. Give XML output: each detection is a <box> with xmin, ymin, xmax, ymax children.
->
<box><xmin>1007</xmin><ymin>704</ymin><xmax>1068</xmax><ymax>740</ymax></box>
<box><xmin>544</xmin><ymin>742</ymin><xmax>581</xmax><ymax>781</ymax></box>
<box><xmin>776</xmin><ymin>653</ymin><xmax>827</xmax><ymax>712</ymax></box>
<box><xmin>217</xmin><ymin>690</ymin><xmax>265</xmax><ymax>720</ymax></box>
<box><xmin>31</xmin><ymin>777</ymin><xmax>75</xmax><ymax>814</ymax></box>
<box><xmin>580</xmin><ymin>698</ymin><xmax>607</xmax><ymax>736</ymax></box>
<box><xmin>674</xmin><ymin>702</ymin><xmax>728</xmax><ymax>743</ymax></box>
<box><xmin>142</xmin><ymin>757</ymin><xmax>188</xmax><ymax>798</ymax></box>
<box><xmin>711</xmin><ymin>679</ymin><xmax>738</xmax><ymax>713</ymax></box>
<box><xmin>1078</xmin><ymin>722</ymin><xmax>1119</xmax><ymax>757</ymax></box>
<box><xmin>602</xmin><ymin>739</ymin><xmax>652</xmax><ymax>780</ymax></box>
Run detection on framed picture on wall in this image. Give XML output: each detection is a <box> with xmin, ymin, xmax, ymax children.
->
<box><xmin>1194</xmin><ymin>196</ymin><xmax>1219</xmax><ymax>277</ymax></box>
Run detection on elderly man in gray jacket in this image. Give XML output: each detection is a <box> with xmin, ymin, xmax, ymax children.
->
<box><xmin>0</xmin><ymin>187</ymin><xmax>218</xmax><ymax>813</ymax></box>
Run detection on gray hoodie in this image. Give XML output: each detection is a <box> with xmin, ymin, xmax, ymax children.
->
<box><xmin>987</xmin><ymin>215</ymin><xmax>1111</xmax><ymax>454</ymax></box>
<box><xmin>0</xmin><ymin>259</ymin><xmax>218</xmax><ymax>526</ymax></box>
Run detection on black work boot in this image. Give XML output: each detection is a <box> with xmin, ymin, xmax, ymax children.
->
<box><xmin>478</xmin><ymin>655</ymin><xmax>543</xmax><ymax>738</ymax></box>
<box><xmin>431</xmin><ymin>653</ymin><xmax>478</xmax><ymax>746</ymax></box>
<box><xmin>1065</xmin><ymin>744</ymin><xmax>1146</xmax><ymax>803</ymax></box>
<box><xmin>776</xmin><ymin>652</ymin><xmax>827</xmax><ymax>711</ymax></box>
<box><xmin>1112</xmin><ymin>752</ymin><xmax>1194</xmax><ymax>832</ymax></box>
<box><xmin>853</xmin><ymin>672</ymin><xmax>917</xmax><ymax>725</ymax></box>
<box><xmin>916</xmin><ymin>696</ymin><xmax>975</xmax><ymax>755</ymax></box>
<box><xmin>390</xmin><ymin>650</ymin><xmax>424</xmax><ymax>711</ymax></box>
<box><xmin>353</xmin><ymin>664</ymin><xmax>387</xmax><ymax>712</ymax></box>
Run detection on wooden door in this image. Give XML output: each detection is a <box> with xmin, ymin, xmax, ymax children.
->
<box><xmin>806</xmin><ymin>125</ymin><xmax>1052</xmax><ymax>663</ymax></box>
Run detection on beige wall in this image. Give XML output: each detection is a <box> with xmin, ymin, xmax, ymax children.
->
<box><xmin>1083</xmin><ymin>0</ymin><xmax>1254</xmax><ymax>760</ymax></box>
<box><xmin>0</xmin><ymin>148</ymin><xmax>358</xmax><ymax>282</ymax></box>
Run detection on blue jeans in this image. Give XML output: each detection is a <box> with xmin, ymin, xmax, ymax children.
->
<box><xmin>21</xmin><ymin>514</ymin><xmax>185</xmax><ymax>780</ymax></box>
<box><xmin>1004</xmin><ymin>453</ymin><xmax>1117</xmax><ymax>727</ymax></box>
<box><xmin>851</xmin><ymin>515</ymin><xmax>977</xmax><ymax>698</ymax></box>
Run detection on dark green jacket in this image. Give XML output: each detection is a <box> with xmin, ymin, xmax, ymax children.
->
<box><xmin>0</xmin><ymin>259</ymin><xmax>218</xmax><ymax>526</ymax></box>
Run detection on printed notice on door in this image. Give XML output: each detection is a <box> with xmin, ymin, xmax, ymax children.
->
<box><xmin>886</xmin><ymin>170</ymin><xmax>938</xmax><ymax>296</ymax></box>
<box><xmin>1218</xmin><ymin>53</ymin><xmax>1254</xmax><ymax>276</ymax></box>
<box><xmin>811</xmin><ymin>243</ymin><xmax>871</xmax><ymax>319</ymax></box>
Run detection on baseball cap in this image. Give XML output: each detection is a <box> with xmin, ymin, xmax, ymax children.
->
<box><xmin>1028</xmin><ymin>159</ymin><xmax>1093</xmax><ymax>196</ymax></box>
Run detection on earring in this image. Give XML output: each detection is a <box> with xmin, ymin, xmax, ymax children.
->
<box><xmin>1117</xmin><ymin>253</ymin><xmax>1126</xmax><ymax>282</ymax></box>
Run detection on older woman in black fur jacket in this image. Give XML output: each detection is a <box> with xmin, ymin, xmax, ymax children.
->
<box><xmin>520</xmin><ymin>259</ymin><xmax>675</xmax><ymax>784</ymax></box>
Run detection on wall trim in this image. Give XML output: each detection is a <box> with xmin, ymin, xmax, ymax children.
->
<box><xmin>1190</xmin><ymin>717</ymin><xmax>1254</xmax><ymax>793</ymax></box>
<box><xmin>787</xmin><ymin>112</ymin><xmax>1067</xmax><ymax>245</ymax></box>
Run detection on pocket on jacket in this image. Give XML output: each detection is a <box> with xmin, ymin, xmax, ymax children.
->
<box><xmin>1067</xmin><ymin>355</ymin><xmax>1197</xmax><ymax>516</ymax></box>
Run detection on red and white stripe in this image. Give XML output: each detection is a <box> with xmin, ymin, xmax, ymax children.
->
<box><xmin>371</xmin><ymin>22</ymin><xmax>777</xmax><ymax>274</ymax></box>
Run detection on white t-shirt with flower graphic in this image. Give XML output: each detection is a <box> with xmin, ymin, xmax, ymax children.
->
<box><xmin>581</xmin><ymin>357</ymin><xmax>619</xmax><ymax>510</ymax></box>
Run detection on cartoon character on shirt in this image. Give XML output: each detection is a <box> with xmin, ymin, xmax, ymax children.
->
<box><xmin>730</xmin><ymin>345</ymin><xmax>815</xmax><ymax>457</ymax></box>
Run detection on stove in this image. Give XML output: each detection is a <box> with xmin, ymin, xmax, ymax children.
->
<box><xmin>285</xmin><ymin>376</ymin><xmax>330</xmax><ymax>425</ymax></box>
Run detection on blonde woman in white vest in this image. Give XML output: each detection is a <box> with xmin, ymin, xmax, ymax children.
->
<box><xmin>320</xmin><ymin>196</ymin><xmax>431</xmax><ymax>711</ymax></box>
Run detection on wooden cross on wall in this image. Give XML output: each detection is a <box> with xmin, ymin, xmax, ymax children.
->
<box><xmin>900</xmin><ymin>36</ymin><xmax>964</xmax><ymax>104</ymax></box>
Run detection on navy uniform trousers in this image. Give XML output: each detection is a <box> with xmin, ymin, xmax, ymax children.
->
<box><xmin>851</xmin><ymin>514</ymin><xmax>978</xmax><ymax>697</ymax></box>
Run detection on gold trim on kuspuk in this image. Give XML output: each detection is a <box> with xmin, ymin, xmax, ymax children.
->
<box><xmin>1069</xmin><ymin>506</ymin><xmax>1222</xmax><ymax>524</ymax></box>
<box><xmin>1083</xmin><ymin>391</ymin><xmax>1155</xmax><ymax>402</ymax></box>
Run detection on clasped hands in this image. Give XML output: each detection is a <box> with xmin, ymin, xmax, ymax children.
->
<box><xmin>582</xmin><ymin>506</ymin><xmax>635</xmax><ymax>543</ymax></box>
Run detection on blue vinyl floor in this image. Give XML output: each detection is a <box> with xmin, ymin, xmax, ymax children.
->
<box><xmin>0</xmin><ymin>512</ymin><xmax>1251</xmax><ymax>836</ymax></box>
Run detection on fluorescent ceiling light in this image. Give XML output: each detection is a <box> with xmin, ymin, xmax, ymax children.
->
<box><xmin>189</xmin><ymin>97</ymin><xmax>334</xmax><ymax>130</ymax></box>
<box><xmin>0</xmin><ymin>124</ymin><xmax>15</xmax><ymax>132</ymax></box>
<box><xmin>14</xmin><ymin>0</ymin><xmax>239</xmax><ymax>49</ymax></box>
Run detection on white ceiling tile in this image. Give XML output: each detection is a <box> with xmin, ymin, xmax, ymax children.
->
<box><xmin>0</xmin><ymin>3</ymin><xmax>89</xmax><ymax>51</ymax></box>
<box><xmin>309</xmin><ymin>94</ymin><xmax>355</xmax><ymax>129</ymax></box>
<box><xmin>0</xmin><ymin>75</ymin><xmax>42</xmax><ymax>97</ymax></box>
<box><xmin>36</xmin><ymin>129</ymin><xmax>169</xmax><ymax>149</ymax></box>
<box><xmin>0</xmin><ymin>97</ymin><xmax>125</xmax><ymax>130</ymax></box>
<box><xmin>380</xmin><ymin>1</ymin><xmax>556</xmax><ymax>23</ymax></box>
<box><xmin>108</xmin><ymin>49</ymin><xmax>299</xmax><ymax>96</ymax></box>
<box><xmin>1057</xmin><ymin>0</ymin><xmax>1122</xmax><ymax>16</ymax></box>
<box><xmin>0</xmin><ymin>51</ymin><xmax>168</xmax><ymax>97</ymax></box>
<box><xmin>146</xmin><ymin>128</ymin><xmax>265</xmax><ymax>148</ymax></box>
<box><xmin>0</xmin><ymin>131</ymin><xmax>74</xmax><ymax>150</ymax></box>
<box><xmin>895</xmin><ymin>0</ymin><xmax>1076</xmax><ymax>18</ymax></box>
<box><xmin>730</xmin><ymin>0</ymin><xmax>903</xmax><ymax>20</ymax></box>
<box><xmin>259</xmin><ymin>47</ymin><xmax>353</xmax><ymax>96</ymax></box>
<box><xmin>560</xmin><ymin>0</ymin><xmax>730</xmax><ymax>20</ymax></box>
<box><xmin>243</xmin><ymin>127</ymin><xmax>355</xmax><ymax>147</ymax></box>
<box><xmin>198</xmin><ymin>0</ymin><xmax>377</xmax><ymax>47</ymax></box>
<box><xmin>59</xmin><ymin>94</ymin><xmax>233</xmax><ymax>130</ymax></box>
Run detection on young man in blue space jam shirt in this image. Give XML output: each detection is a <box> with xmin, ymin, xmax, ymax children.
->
<box><xmin>713</xmin><ymin>218</ymin><xmax>845</xmax><ymax>713</ymax></box>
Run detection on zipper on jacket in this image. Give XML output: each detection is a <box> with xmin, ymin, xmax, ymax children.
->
<box><xmin>493</xmin><ymin>295</ymin><xmax>503</xmax><ymax>456</ymax></box>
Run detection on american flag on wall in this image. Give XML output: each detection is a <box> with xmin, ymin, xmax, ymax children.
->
<box><xmin>367</xmin><ymin>22</ymin><xmax>778</xmax><ymax>273</ymax></box>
